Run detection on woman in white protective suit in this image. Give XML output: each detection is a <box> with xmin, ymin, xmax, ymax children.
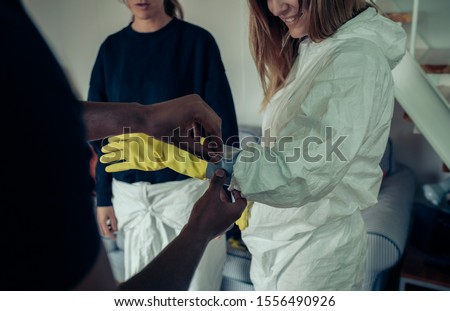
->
<box><xmin>100</xmin><ymin>0</ymin><xmax>407</xmax><ymax>290</ymax></box>
<box><xmin>226</xmin><ymin>0</ymin><xmax>407</xmax><ymax>290</ymax></box>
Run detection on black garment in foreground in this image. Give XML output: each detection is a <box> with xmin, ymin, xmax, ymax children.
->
<box><xmin>0</xmin><ymin>0</ymin><xmax>100</xmax><ymax>290</ymax></box>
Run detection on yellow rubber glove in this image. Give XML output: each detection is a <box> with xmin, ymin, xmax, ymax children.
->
<box><xmin>100</xmin><ymin>133</ymin><xmax>207</xmax><ymax>179</ymax></box>
<box><xmin>235</xmin><ymin>201</ymin><xmax>253</xmax><ymax>231</ymax></box>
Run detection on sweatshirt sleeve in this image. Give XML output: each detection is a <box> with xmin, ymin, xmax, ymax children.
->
<box><xmin>230</xmin><ymin>44</ymin><xmax>392</xmax><ymax>208</ymax></box>
<box><xmin>87</xmin><ymin>43</ymin><xmax>113</xmax><ymax>207</ymax></box>
<box><xmin>87</xmin><ymin>43</ymin><xmax>107</xmax><ymax>102</ymax></box>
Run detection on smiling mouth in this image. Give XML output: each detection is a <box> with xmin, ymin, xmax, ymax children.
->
<box><xmin>282</xmin><ymin>12</ymin><xmax>304</xmax><ymax>25</ymax></box>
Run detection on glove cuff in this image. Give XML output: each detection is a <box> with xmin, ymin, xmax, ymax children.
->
<box><xmin>205</xmin><ymin>145</ymin><xmax>241</xmax><ymax>185</ymax></box>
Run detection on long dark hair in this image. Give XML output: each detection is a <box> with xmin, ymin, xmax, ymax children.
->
<box><xmin>164</xmin><ymin>0</ymin><xmax>184</xmax><ymax>19</ymax></box>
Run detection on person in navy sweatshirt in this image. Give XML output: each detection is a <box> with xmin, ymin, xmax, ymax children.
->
<box><xmin>88</xmin><ymin>0</ymin><xmax>239</xmax><ymax>290</ymax></box>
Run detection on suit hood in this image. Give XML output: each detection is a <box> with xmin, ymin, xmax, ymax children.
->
<box><xmin>334</xmin><ymin>7</ymin><xmax>407</xmax><ymax>69</ymax></box>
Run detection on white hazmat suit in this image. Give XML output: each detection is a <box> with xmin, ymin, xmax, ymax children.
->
<box><xmin>228</xmin><ymin>8</ymin><xmax>407</xmax><ymax>290</ymax></box>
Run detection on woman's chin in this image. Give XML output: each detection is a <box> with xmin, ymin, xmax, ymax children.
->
<box><xmin>288</xmin><ymin>29</ymin><xmax>307</xmax><ymax>39</ymax></box>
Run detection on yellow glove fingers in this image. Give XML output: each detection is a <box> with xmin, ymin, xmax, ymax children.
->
<box><xmin>105</xmin><ymin>160</ymin><xmax>167</xmax><ymax>173</ymax></box>
<box><xmin>104</xmin><ymin>157</ymin><xmax>167</xmax><ymax>173</ymax></box>
<box><xmin>100</xmin><ymin>140</ymin><xmax>125</xmax><ymax>163</ymax></box>
<box><xmin>102</xmin><ymin>135</ymin><xmax>162</xmax><ymax>162</ymax></box>
<box><xmin>99</xmin><ymin>148</ymin><xmax>125</xmax><ymax>164</ymax></box>
<box><xmin>101</xmin><ymin>140</ymin><xmax>124</xmax><ymax>154</ymax></box>
<box><xmin>101</xmin><ymin>139</ymin><xmax>149</xmax><ymax>156</ymax></box>
<box><xmin>105</xmin><ymin>133</ymin><xmax>162</xmax><ymax>158</ymax></box>
<box><xmin>101</xmin><ymin>135</ymin><xmax>166</xmax><ymax>172</ymax></box>
<box><xmin>107</xmin><ymin>133</ymin><xmax>139</xmax><ymax>143</ymax></box>
<box><xmin>104</xmin><ymin>161</ymin><xmax>131</xmax><ymax>173</ymax></box>
<box><xmin>235</xmin><ymin>201</ymin><xmax>253</xmax><ymax>231</ymax></box>
<box><xmin>99</xmin><ymin>133</ymin><xmax>208</xmax><ymax>176</ymax></box>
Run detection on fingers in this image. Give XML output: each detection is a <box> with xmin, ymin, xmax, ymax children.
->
<box><xmin>200</xmin><ymin>123</ymin><xmax>222</xmax><ymax>144</ymax></box>
<box><xmin>187</xmin><ymin>169</ymin><xmax>247</xmax><ymax>242</ymax></box>
<box><xmin>207</xmin><ymin>169</ymin><xmax>226</xmax><ymax>192</ymax></box>
<box><xmin>210</xmin><ymin>170</ymin><xmax>247</xmax><ymax>219</ymax></box>
<box><xmin>97</xmin><ymin>207</ymin><xmax>117</xmax><ymax>240</ymax></box>
<box><xmin>104</xmin><ymin>162</ymin><xmax>130</xmax><ymax>173</ymax></box>
<box><xmin>107</xmin><ymin>134</ymin><xmax>127</xmax><ymax>143</ymax></box>
<box><xmin>226</xmin><ymin>194</ymin><xmax>247</xmax><ymax>220</ymax></box>
<box><xmin>209</xmin><ymin>170</ymin><xmax>247</xmax><ymax>208</ymax></box>
<box><xmin>103</xmin><ymin>219</ymin><xmax>116</xmax><ymax>240</ymax></box>
<box><xmin>169</xmin><ymin>128</ymin><xmax>223</xmax><ymax>162</ymax></box>
<box><xmin>110</xmin><ymin>215</ymin><xmax>118</xmax><ymax>233</ymax></box>
<box><xmin>100</xmin><ymin>140</ymin><xmax>126</xmax><ymax>165</ymax></box>
<box><xmin>203</xmin><ymin>135</ymin><xmax>223</xmax><ymax>163</ymax></box>
<box><xmin>183</xmin><ymin>94</ymin><xmax>222</xmax><ymax>140</ymax></box>
<box><xmin>192</xmin><ymin>123</ymin><xmax>201</xmax><ymax>141</ymax></box>
<box><xmin>99</xmin><ymin>222</ymin><xmax>109</xmax><ymax>238</ymax></box>
<box><xmin>219</xmin><ymin>188</ymin><xmax>229</xmax><ymax>202</ymax></box>
<box><xmin>100</xmin><ymin>149</ymin><xmax>124</xmax><ymax>164</ymax></box>
<box><xmin>107</xmin><ymin>133</ymin><xmax>149</xmax><ymax>143</ymax></box>
<box><xmin>101</xmin><ymin>140</ymin><xmax>124</xmax><ymax>153</ymax></box>
<box><xmin>232</xmin><ymin>190</ymin><xmax>245</xmax><ymax>201</ymax></box>
<box><xmin>194</xmin><ymin>102</ymin><xmax>222</xmax><ymax>140</ymax></box>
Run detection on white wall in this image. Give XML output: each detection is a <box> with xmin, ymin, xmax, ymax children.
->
<box><xmin>179</xmin><ymin>0</ymin><xmax>264</xmax><ymax>127</ymax></box>
<box><xmin>23</xmin><ymin>0</ymin><xmax>129</xmax><ymax>99</ymax></box>
<box><xmin>22</xmin><ymin>0</ymin><xmax>264</xmax><ymax>127</ymax></box>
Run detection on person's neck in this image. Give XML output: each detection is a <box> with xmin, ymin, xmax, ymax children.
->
<box><xmin>131</xmin><ymin>15</ymin><xmax>173</xmax><ymax>33</ymax></box>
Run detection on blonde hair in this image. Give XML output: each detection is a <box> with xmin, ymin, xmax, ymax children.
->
<box><xmin>248</xmin><ymin>0</ymin><xmax>376</xmax><ymax>109</ymax></box>
<box><xmin>121</xmin><ymin>0</ymin><xmax>184</xmax><ymax>20</ymax></box>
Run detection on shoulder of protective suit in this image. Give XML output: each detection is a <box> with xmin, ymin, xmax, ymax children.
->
<box><xmin>329</xmin><ymin>38</ymin><xmax>390</xmax><ymax>71</ymax></box>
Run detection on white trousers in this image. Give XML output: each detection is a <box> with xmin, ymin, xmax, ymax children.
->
<box><xmin>112</xmin><ymin>178</ymin><xmax>226</xmax><ymax>290</ymax></box>
<box><xmin>242</xmin><ymin>201</ymin><xmax>367</xmax><ymax>290</ymax></box>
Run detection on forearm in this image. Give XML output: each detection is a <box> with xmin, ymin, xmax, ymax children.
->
<box><xmin>82</xmin><ymin>101</ymin><xmax>152</xmax><ymax>141</ymax></box>
<box><xmin>118</xmin><ymin>225</ymin><xmax>209</xmax><ymax>291</ymax></box>
<box><xmin>82</xmin><ymin>95</ymin><xmax>222</xmax><ymax>160</ymax></box>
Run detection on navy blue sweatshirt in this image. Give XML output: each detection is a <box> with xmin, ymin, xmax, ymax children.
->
<box><xmin>88</xmin><ymin>18</ymin><xmax>239</xmax><ymax>206</ymax></box>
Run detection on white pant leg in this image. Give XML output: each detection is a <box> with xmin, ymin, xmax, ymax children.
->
<box><xmin>112</xmin><ymin>179</ymin><xmax>176</xmax><ymax>280</ymax></box>
<box><xmin>112</xmin><ymin>178</ymin><xmax>226</xmax><ymax>290</ymax></box>
<box><xmin>243</xmin><ymin>202</ymin><xmax>366</xmax><ymax>291</ymax></box>
<box><xmin>188</xmin><ymin>236</ymin><xmax>226</xmax><ymax>291</ymax></box>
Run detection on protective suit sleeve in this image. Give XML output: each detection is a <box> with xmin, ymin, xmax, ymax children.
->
<box><xmin>229</xmin><ymin>44</ymin><xmax>393</xmax><ymax>208</ymax></box>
